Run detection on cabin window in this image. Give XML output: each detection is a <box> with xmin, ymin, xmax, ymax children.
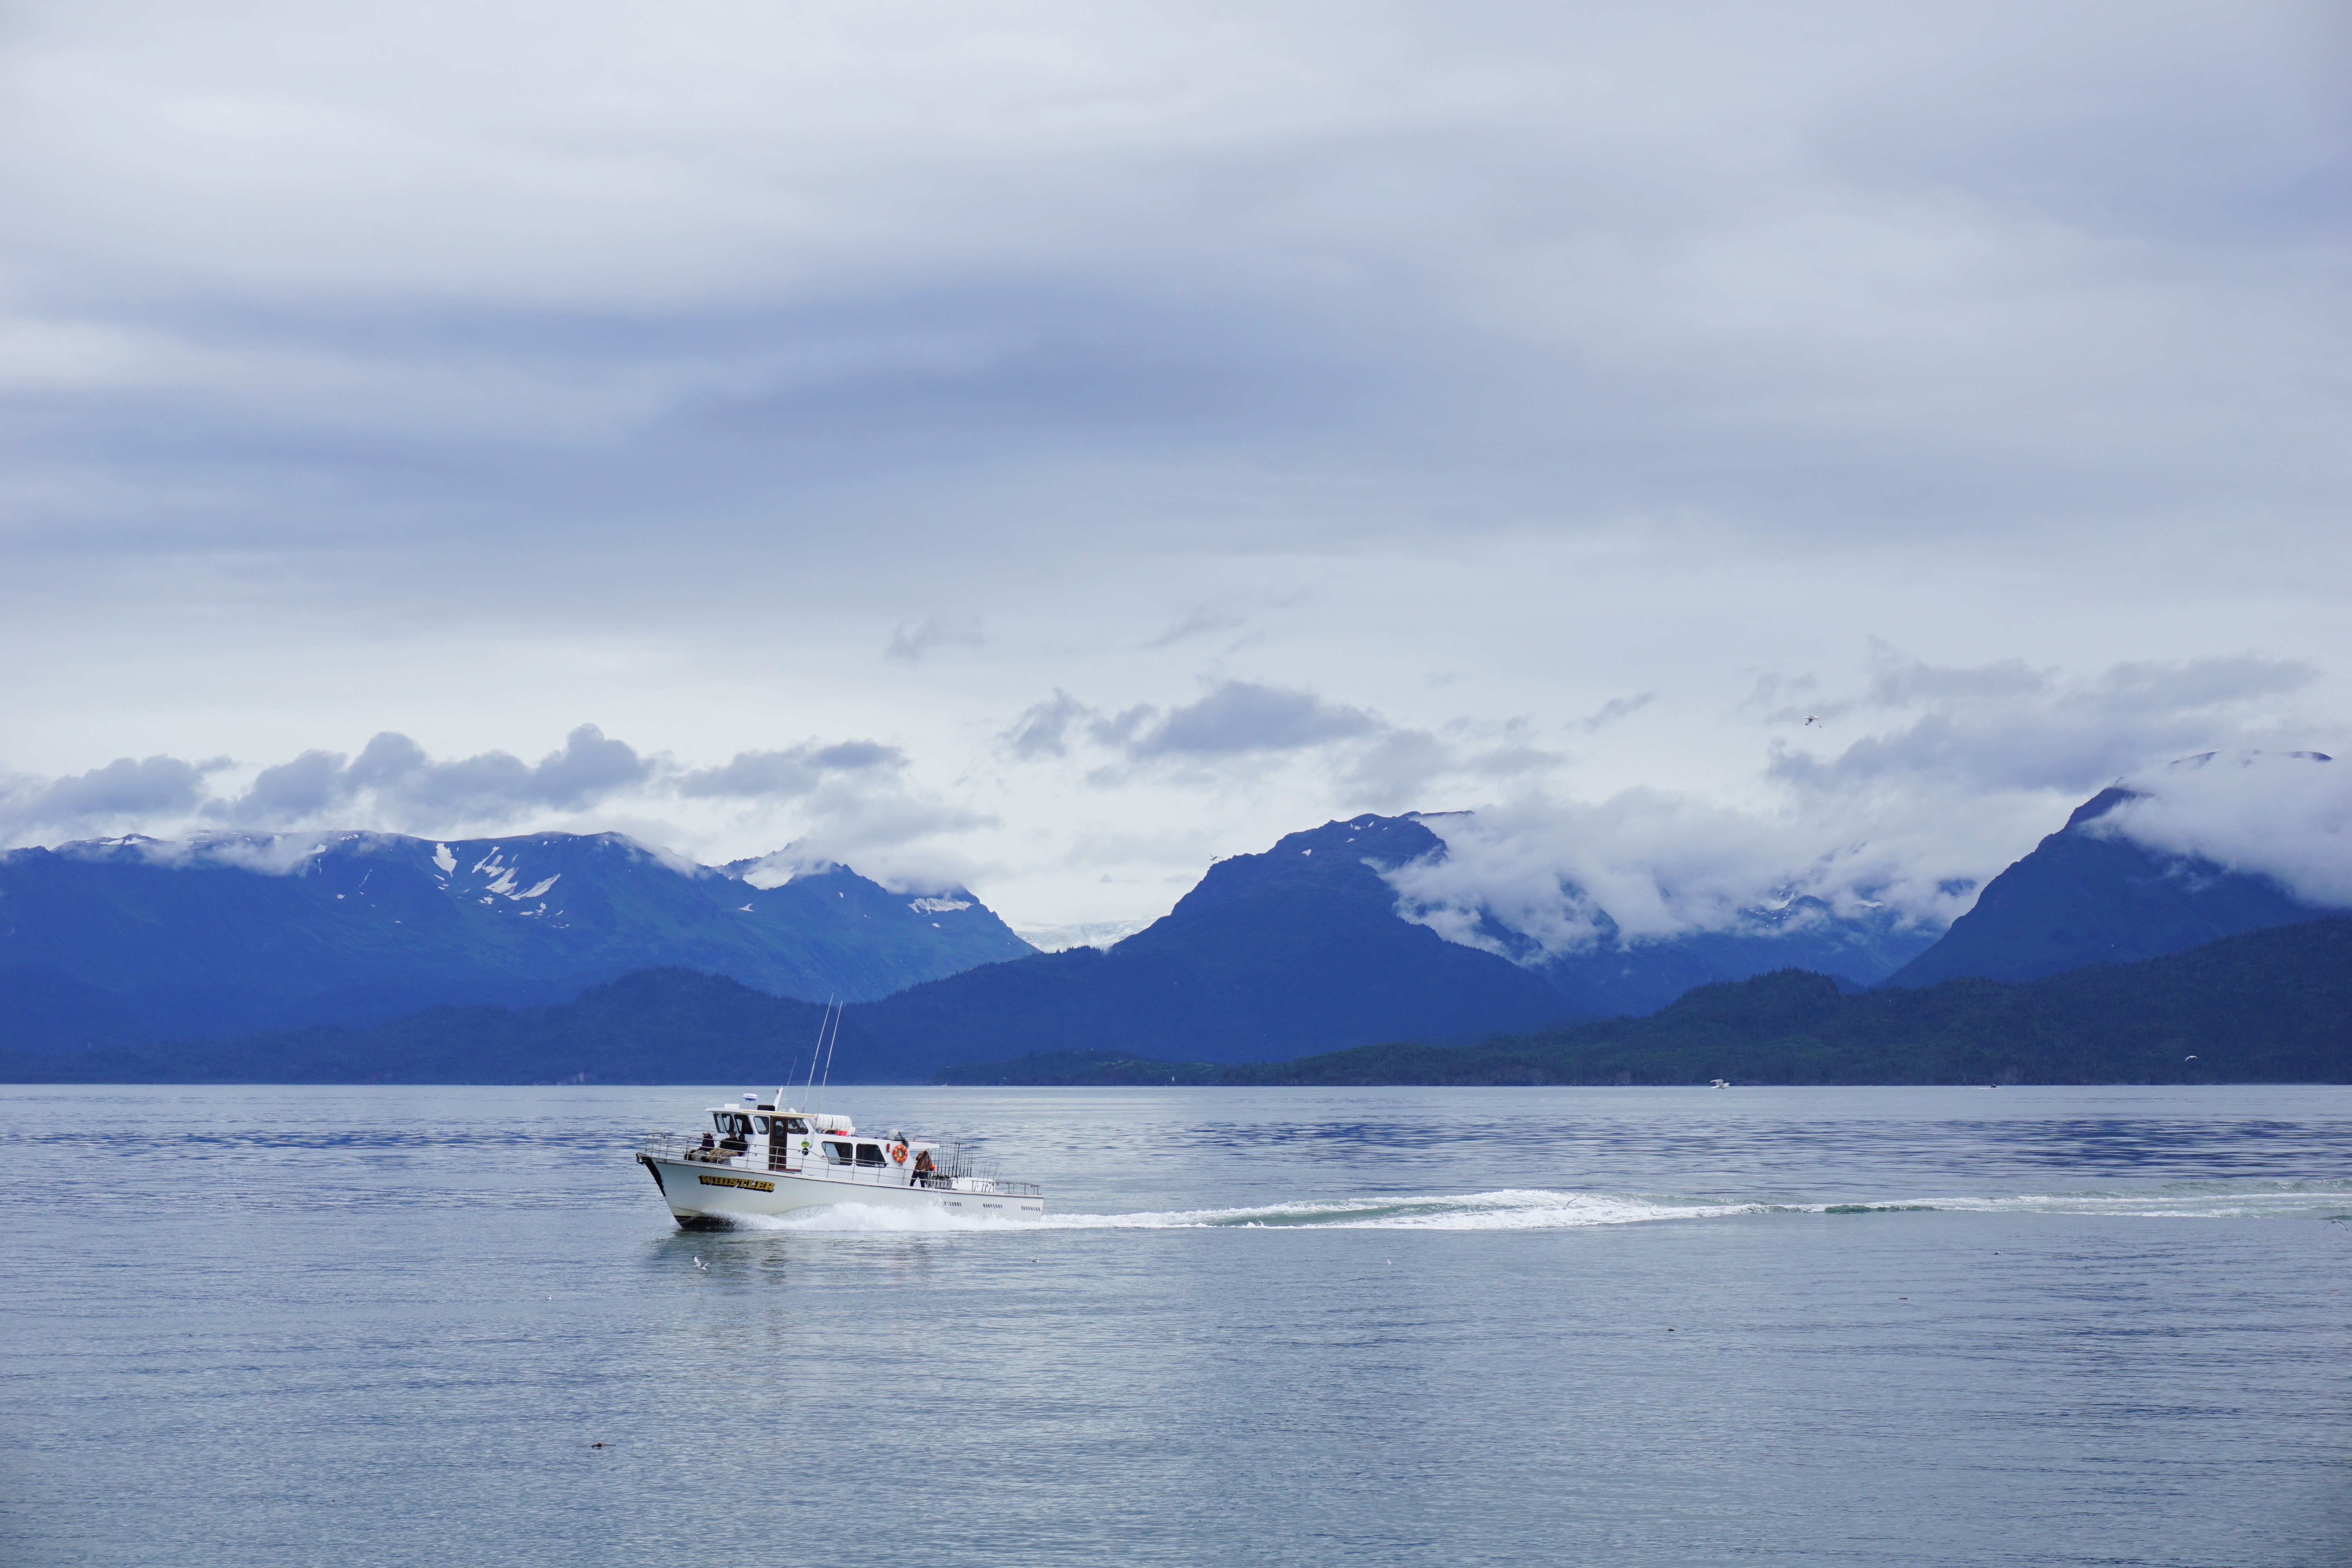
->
<box><xmin>823</xmin><ymin>1141</ymin><xmax>853</xmax><ymax>1165</ymax></box>
<box><xmin>855</xmin><ymin>1143</ymin><xmax>887</xmax><ymax>1167</ymax></box>
<box><xmin>775</xmin><ymin>1117</ymin><xmax>808</xmax><ymax>1134</ymax></box>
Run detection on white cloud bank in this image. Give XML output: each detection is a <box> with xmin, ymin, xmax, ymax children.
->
<box><xmin>4</xmin><ymin>654</ymin><xmax>2345</xmax><ymax>945</ymax></box>
<box><xmin>0</xmin><ymin>724</ymin><xmax>983</xmax><ymax>892</ymax></box>
<box><xmin>1387</xmin><ymin>793</ymin><xmax>1942</xmax><ymax>958</ymax></box>
<box><xmin>2094</xmin><ymin>750</ymin><xmax>2349</xmax><ymax>909</ymax></box>
<box><xmin>1378</xmin><ymin>655</ymin><xmax>2346</xmax><ymax>960</ymax></box>
<box><xmin>221</xmin><ymin>727</ymin><xmax>657</xmax><ymax>828</ymax></box>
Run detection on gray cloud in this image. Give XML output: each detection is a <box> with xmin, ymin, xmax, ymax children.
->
<box><xmin>2</xmin><ymin>726</ymin><xmax>696</xmax><ymax>844</ymax></box>
<box><xmin>1</xmin><ymin>723</ymin><xmax>993</xmax><ymax>897</ymax></box>
<box><xmin>1002</xmin><ymin>691</ymin><xmax>1087</xmax><ymax>761</ymax></box>
<box><xmin>1742</xmin><ymin>673</ymin><xmax>1840</xmax><ymax>727</ymax></box>
<box><xmin>786</xmin><ymin>786</ymin><xmax>992</xmax><ymax>860</ymax></box>
<box><xmin>730</xmin><ymin>779</ymin><xmax>996</xmax><ymax>895</ymax></box>
<box><xmin>1129</xmin><ymin>682</ymin><xmax>1379</xmax><ymax>760</ymax></box>
<box><xmin>885</xmin><ymin>617</ymin><xmax>985</xmax><ymax>662</ymax></box>
<box><xmin>6</xmin><ymin>0</ymin><xmax>2338</xmax><ymax>633</ymax></box>
<box><xmin>0</xmin><ymin>753</ymin><xmax>225</xmax><ymax>840</ymax></box>
<box><xmin>1142</xmin><ymin>606</ymin><xmax>1250</xmax><ymax>650</ymax></box>
<box><xmin>1087</xmin><ymin>706</ymin><xmax>1156</xmax><ymax>750</ymax></box>
<box><xmin>1338</xmin><ymin>729</ymin><xmax>1457</xmax><ymax>811</ymax></box>
<box><xmin>226</xmin><ymin>748</ymin><xmax>348</xmax><ymax>822</ymax></box>
<box><xmin>2094</xmin><ymin>657</ymin><xmax>2319</xmax><ymax>711</ymax></box>
<box><xmin>1001</xmin><ymin>683</ymin><xmax>1396</xmax><ymax>772</ymax></box>
<box><xmin>1001</xmin><ymin>680</ymin><xmax>1579</xmax><ymax>834</ymax></box>
<box><xmin>677</xmin><ymin>740</ymin><xmax>904</xmax><ymax>799</ymax></box>
<box><xmin>0</xmin><ymin>722</ymin><xmax>968</xmax><ymax>849</ymax></box>
<box><xmin>1579</xmin><ymin>693</ymin><xmax>1655</xmax><ymax>733</ymax></box>
<box><xmin>1768</xmin><ymin>654</ymin><xmax>2318</xmax><ymax>799</ymax></box>
<box><xmin>213</xmin><ymin>724</ymin><xmax>656</xmax><ymax>829</ymax></box>
<box><xmin>1864</xmin><ymin>657</ymin><xmax>2050</xmax><ymax>708</ymax></box>
<box><xmin>1463</xmin><ymin>746</ymin><xmax>1563</xmax><ymax>779</ymax></box>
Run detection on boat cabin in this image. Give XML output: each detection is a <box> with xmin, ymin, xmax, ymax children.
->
<box><xmin>685</xmin><ymin>1100</ymin><xmax>945</xmax><ymax>1184</ymax></box>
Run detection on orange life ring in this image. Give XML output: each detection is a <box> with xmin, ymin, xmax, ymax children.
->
<box><xmin>890</xmin><ymin>1143</ymin><xmax>908</xmax><ymax>1164</ymax></box>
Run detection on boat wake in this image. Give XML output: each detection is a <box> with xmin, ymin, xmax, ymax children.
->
<box><xmin>724</xmin><ymin>1179</ymin><xmax>2352</xmax><ymax>1234</ymax></box>
<box><xmin>728</xmin><ymin>1201</ymin><xmax>1027</xmax><ymax>1233</ymax></box>
<box><xmin>1046</xmin><ymin>1189</ymin><xmax>1762</xmax><ymax>1230</ymax></box>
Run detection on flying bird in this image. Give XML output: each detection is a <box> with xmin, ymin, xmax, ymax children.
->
<box><xmin>1803</xmin><ymin>715</ymin><xmax>1822</xmax><ymax>727</ymax></box>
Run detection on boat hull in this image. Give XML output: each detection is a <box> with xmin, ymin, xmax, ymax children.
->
<box><xmin>638</xmin><ymin>1155</ymin><xmax>1045</xmax><ymax>1226</ymax></box>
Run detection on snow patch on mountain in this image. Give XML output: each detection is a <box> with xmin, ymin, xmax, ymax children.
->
<box><xmin>730</xmin><ymin>850</ymin><xmax>844</xmax><ymax>891</ymax></box>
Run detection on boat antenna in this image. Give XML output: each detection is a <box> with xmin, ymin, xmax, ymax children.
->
<box><xmin>800</xmin><ymin>998</ymin><xmax>832</xmax><ymax>1109</ymax></box>
<box><xmin>817</xmin><ymin>1000</ymin><xmax>843</xmax><ymax>1113</ymax></box>
<box><xmin>774</xmin><ymin>1012</ymin><xmax>805</xmax><ymax>1107</ymax></box>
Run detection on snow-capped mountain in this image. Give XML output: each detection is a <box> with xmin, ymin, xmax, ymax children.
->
<box><xmin>1884</xmin><ymin>779</ymin><xmax>2347</xmax><ymax>987</ymax></box>
<box><xmin>852</xmin><ymin>812</ymin><xmax>1937</xmax><ymax>1073</ymax></box>
<box><xmin>0</xmin><ymin>830</ymin><xmax>1033</xmax><ymax>1050</ymax></box>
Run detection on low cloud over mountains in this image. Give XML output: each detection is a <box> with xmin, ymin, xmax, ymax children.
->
<box><xmin>4</xmin><ymin>664</ymin><xmax>2341</xmax><ymax>963</ymax></box>
<box><xmin>2094</xmin><ymin>750</ymin><xmax>2348</xmax><ymax>910</ymax></box>
<box><xmin>0</xmin><ymin>725</ymin><xmax>979</xmax><ymax>891</ymax></box>
<box><xmin>4</xmin><ymin>3</ymin><xmax>2342</xmax><ymax>960</ymax></box>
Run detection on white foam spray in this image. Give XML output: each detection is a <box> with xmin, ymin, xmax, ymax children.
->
<box><xmin>719</xmin><ymin>1180</ymin><xmax>2352</xmax><ymax>1234</ymax></box>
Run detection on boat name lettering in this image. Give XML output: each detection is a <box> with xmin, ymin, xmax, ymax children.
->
<box><xmin>697</xmin><ymin>1174</ymin><xmax>776</xmax><ymax>1192</ymax></box>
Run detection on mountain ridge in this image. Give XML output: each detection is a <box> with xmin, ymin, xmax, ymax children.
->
<box><xmin>939</xmin><ymin>917</ymin><xmax>2352</xmax><ymax>1087</ymax></box>
<box><xmin>0</xmin><ymin>828</ymin><xmax>1033</xmax><ymax>1050</ymax></box>
<box><xmin>853</xmin><ymin>813</ymin><xmax>1574</xmax><ymax>1069</ymax></box>
<box><xmin>13</xmin><ymin>773</ymin><xmax>2345</xmax><ymax>1077</ymax></box>
<box><xmin>854</xmin><ymin>809</ymin><xmax>1943</xmax><ymax>1070</ymax></box>
<box><xmin>14</xmin><ymin>917</ymin><xmax>2344</xmax><ymax>1087</ymax></box>
<box><xmin>1882</xmin><ymin>782</ymin><xmax>2339</xmax><ymax>988</ymax></box>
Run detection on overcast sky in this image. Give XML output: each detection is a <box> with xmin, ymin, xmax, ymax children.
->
<box><xmin>3</xmin><ymin>0</ymin><xmax>2346</xmax><ymax>944</ymax></box>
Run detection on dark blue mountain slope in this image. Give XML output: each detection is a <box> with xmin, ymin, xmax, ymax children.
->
<box><xmin>855</xmin><ymin>810</ymin><xmax>1938</xmax><ymax>1074</ymax></box>
<box><xmin>1204</xmin><ymin>915</ymin><xmax>2352</xmax><ymax>1086</ymax></box>
<box><xmin>0</xmin><ymin>831</ymin><xmax>1031</xmax><ymax>1049</ymax></box>
<box><xmin>1883</xmin><ymin>786</ymin><xmax>2342</xmax><ymax>988</ymax></box>
<box><xmin>1519</xmin><ymin>896</ymin><xmax>1933</xmax><ymax>1016</ymax></box>
<box><xmin>0</xmin><ymin>968</ymin><xmax>855</xmax><ymax>1087</ymax></box>
<box><xmin>851</xmin><ymin>814</ymin><xmax>1570</xmax><ymax>1071</ymax></box>
<box><xmin>0</xmin><ymin>806</ymin><xmax>1942</xmax><ymax>1080</ymax></box>
<box><xmin>18</xmin><ymin>917</ymin><xmax>2347</xmax><ymax>1088</ymax></box>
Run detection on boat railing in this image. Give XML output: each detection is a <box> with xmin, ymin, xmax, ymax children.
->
<box><xmin>981</xmin><ymin>1180</ymin><xmax>1044</xmax><ymax>1198</ymax></box>
<box><xmin>930</xmin><ymin>1135</ymin><xmax>1031</xmax><ymax>1190</ymax></box>
<box><xmin>639</xmin><ymin>1131</ymin><xmax>797</xmax><ymax>1170</ymax></box>
<box><xmin>919</xmin><ymin>1174</ymin><xmax>1043</xmax><ymax>1198</ymax></box>
<box><xmin>638</xmin><ymin>1131</ymin><xmax>1039</xmax><ymax>1196</ymax></box>
<box><xmin>637</xmin><ymin>1131</ymin><xmax>771</xmax><ymax>1165</ymax></box>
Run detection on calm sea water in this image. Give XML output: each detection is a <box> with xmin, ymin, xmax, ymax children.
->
<box><xmin>4</xmin><ymin>1084</ymin><xmax>2349</xmax><ymax>1567</ymax></box>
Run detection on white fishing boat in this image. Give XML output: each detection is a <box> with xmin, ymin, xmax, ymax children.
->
<box><xmin>635</xmin><ymin>1096</ymin><xmax>1045</xmax><ymax>1225</ymax></box>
